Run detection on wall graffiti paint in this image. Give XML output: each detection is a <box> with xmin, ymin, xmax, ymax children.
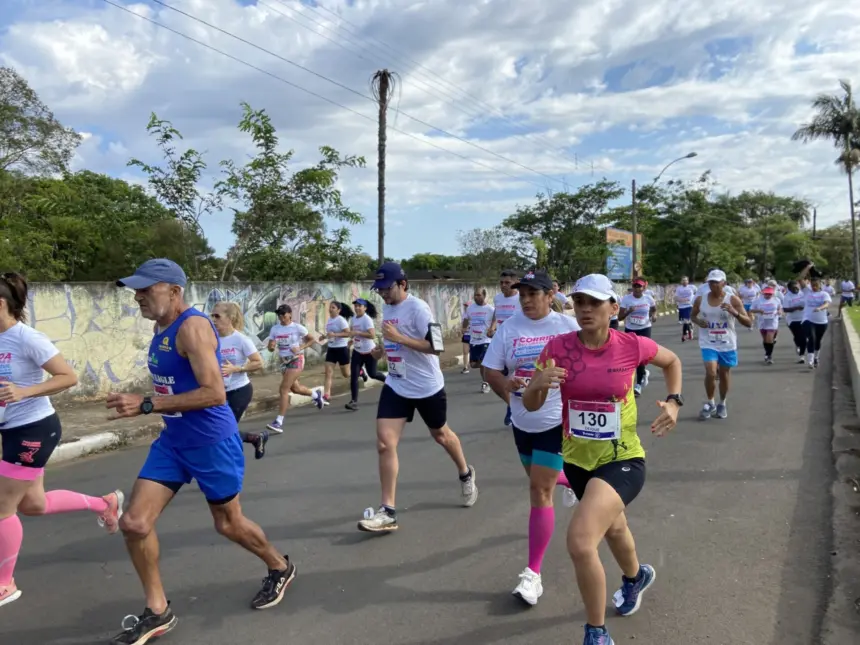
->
<box><xmin>28</xmin><ymin>279</ymin><xmax>682</xmax><ymax>402</ymax></box>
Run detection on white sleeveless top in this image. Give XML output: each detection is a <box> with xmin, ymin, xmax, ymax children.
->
<box><xmin>697</xmin><ymin>291</ymin><xmax>737</xmax><ymax>351</ymax></box>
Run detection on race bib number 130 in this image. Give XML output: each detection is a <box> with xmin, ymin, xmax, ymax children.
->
<box><xmin>567</xmin><ymin>400</ymin><xmax>621</xmax><ymax>441</ymax></box>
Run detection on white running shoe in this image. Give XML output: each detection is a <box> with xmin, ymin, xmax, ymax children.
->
<box><xmin>357</xmin><ymin>507</ymin><xmax>398</xmax><ymax>532</ymax></box>
<box><xmin>481</xmin><ymin>382</ymin><xmax>490</xmax><ymax>394</ymax></box>
<box><xmin>460</xmin><ymin>465</ymin><xmax>478</xmax><ymax>507</ymax></box>
<box><xmin>512</xmin><ymin>567</ymin><xmax>543</xmax><ymax>606</ymax></box>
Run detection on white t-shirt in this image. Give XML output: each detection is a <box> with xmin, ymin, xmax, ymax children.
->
<box><xmin>675</xmin><ymin>285</ymin><xmax>696</xmax><ymax>309</ymax></box>
<box><xmin>554</xmin><ymin>292</ymin><xmax>568</xmax><ymax>305</ymax></box>
<box><xmin>325</xmin><ymin>315</ymin><xmax>350</xmax><ymax>349</ymax></box>
<box><xmin>0</xmin><ymin>323</ymin><xmax>59</xmax><ymax>428</ymax></box>
<box><xmin>803</xmin><ymin>290</ymin><xmax>832</xmax><ymax>324</ymax></box>
<box><xmin>752</xmin><ymin>296</ymin><xmax>780</xmax><ymax>331</ymax></box>
<box><xmin>782</xmin><ymin>290</ymin><xmax>806</xmax><ymax>325</ymax></box>
<box><xmin>267</xmin><ymin>322</ymin><xmax>308</xmax><ymax>359</ymax></box>
<box><xmin>350</xmin><ymin>314</ymin><xmax>376</xmax><ymax>354</ymax></box>
<box><xmin>493</xmin><ymin>293</ymin><xmax>521</xmax><ymax>326</ymax></box>
<box><xmin>842</xmin><ymin>281</ymin><xmax>855</xmax><ymax>298</ymax></box>
<box><xmin>466</xmin><ymin>303</ymin><xmax>494</xmax><ymax>345</ymax></box>
<box><xmin>382</xmin><ymin>295</ymin><xmax>444</xmax><ymax>398</ymax></box>
<box><xmin>620</xmin><ymin>294</ymin><xmax>655</xmax><ymax>330</ymax></box>
<box><xmin>219</xmin><ymin>331</ymin><xmax>258</xmax><ymax>392</ymax></box>
<box><xmin>482</xmin><ymin>311</ymin><xmax>580</xmax><ymax>432</ymax></box>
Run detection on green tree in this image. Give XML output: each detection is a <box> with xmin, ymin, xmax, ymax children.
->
<box><xmin>456</xmin><ymin>226</ymin><xmax>532</xmax><ymax>277</ymax></box>
<box><xmin>128</xmin><ymin>114</ymin><xmax>222</xmax><ymax>277</ymax></box>
<box><xmin>503</xmin><ymin>181</ymin><xmax>625</xmax><ymax>281</ymax></box>
<box><xmin>0</xmin><ymin>67</ymin><xmax>82</xmax><ymax>175</ymax></box>
<box><xmin>216</xmin><ymin>103</ymin><xmax>366</xmax><ymax>281</ymax></box>
<box><xmin>792</xmin><ymin>79</ymin><xmax>860</xmax><ymax>284</ymax></box>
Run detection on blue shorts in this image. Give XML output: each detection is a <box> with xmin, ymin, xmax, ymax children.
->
<box><xmin>700</xmin><ymin>348</ymin><xmax>738</xmax><ymax>368</ymax></box>
<box><xmin>513</xmin><ymin>425</ymin><xmax>563</xmax><ymax>471</ymax></box>
<box><xmin>461</xmin><ymin>334</ymin><xmax>471</xmax><ymax>344</ymax></box>
<box><xmin>678</xmin><ymin>307</ymin><xmax>692</xmax><ymax>321</ymax></box>
<box><xmin>842</xmin><ymin>296</ymin><xmax>854</xmax><ymax>306</ymax></box>
<box><xmin>139</xmin><ymin>433</ymin><xmax>245</xmax><ymax>504</ymax></box>
<box><xmin>469</xmin><ymin>343</ymin><xmax>489</xmax><ymax>364</ymax></box>
<box><xmin>743</xmin><ymin>304</ymin><xmax>752</xmax><ymax>312</ymax></box>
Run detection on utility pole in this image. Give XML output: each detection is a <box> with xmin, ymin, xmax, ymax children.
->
<box><xmin>812</xmin><ymin>207</ymin><xmax>817</xmax><ymax>239</ymax></box>
<box><xmin>631</xmin><ymin>179</ymin><xmax>638</xmax><ymax>280</ymax></box>
<box><xmin>371</xmin><ymin>69</ymin><xmax>396</xmax><ymax>266</ymax></box>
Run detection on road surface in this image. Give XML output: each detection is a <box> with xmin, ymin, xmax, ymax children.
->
<box><xmin>1</xmin><ymin>317</ymin><xmax>835</xmax><ymax>645</ymax></box>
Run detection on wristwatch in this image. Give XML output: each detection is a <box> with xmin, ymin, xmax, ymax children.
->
<box><xmin>140</xmin><ymin>396</ymin><xmax>155</xmax><ymax>415</ymax></box>
<box><xmin>665</xmin><ymin>394</ymin><xmax>684</xmax><ymax>407</ymax></box>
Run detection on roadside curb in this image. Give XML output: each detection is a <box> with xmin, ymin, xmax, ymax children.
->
<box><xmin>821</xmin><ymin>318</ymin><xmax>860</xmax><ymax>643</ymax></box>
<box><xmin>50</xmin><ymin>354</ymin><xmax>465</xmax><ymax>466</ymax></box>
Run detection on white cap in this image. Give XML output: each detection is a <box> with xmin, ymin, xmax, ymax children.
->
<box><xmin>573</xmin><ymin>274</ymin><xmax>616</xmax><ymax>301</ymax></box>
<box><xmin>706</xmin><ymin>269</ymin><xmax>727</xmax><ymax>282</ymax></box>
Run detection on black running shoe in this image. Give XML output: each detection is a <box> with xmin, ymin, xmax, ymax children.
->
<box><xmin>344</xmin><ymin>400</ymin><xmax>358</xmax><ymax>411</ymax></box>
<box><xmin>252</xmin><ymin>431</ymin><xmax>269</xmax><ymax>460</ymax></box>
<box><xmin>110</xmin><ymin>604</ymin><xmax>178</xmax><ymax>645</ymax></box>
<box><xmin>360</xmin><ymin>369</ymin><xmax>368</xmax><ymax>383</ymax></box>
<box><xmin>251</xmin><ymin>557</ymin><xmax>296</xmax><ymax>610</ymax></box>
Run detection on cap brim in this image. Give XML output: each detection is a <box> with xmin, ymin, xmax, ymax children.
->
<box><xmin>116</xmin><ymin>275</ymin><xmax>159</xmax><ymax>289</ymax></box>
<box><xmin>372</xmin><ymin>279</ymin><xmax>395</xmax><ymax>290</ymax></box>
<box><xmin>574</xmin><ymin>288</ymin><xmax>613</xmax><ymax>300</ymax></box>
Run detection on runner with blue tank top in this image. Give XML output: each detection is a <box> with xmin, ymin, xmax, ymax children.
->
<box><xmin>105</xmin><ymin>259</ymin><xmax>296</xmax><ymax>645</ymax></box>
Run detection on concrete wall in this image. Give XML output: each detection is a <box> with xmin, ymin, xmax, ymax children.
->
<box><xmin>28</xmin><ymin>279</ymin><xmax>681</xmax><ymax>402</ymax></box>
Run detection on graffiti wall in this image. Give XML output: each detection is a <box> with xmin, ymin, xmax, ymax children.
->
<box><xmin>28</xmin><ymin>279</ymin><xmax>685</xmax><ymax>401</ymax></box>
<box><xmin>28</xmin><ymin>280</ymin><xmax>501</xmax><ymax>401</ymax></box>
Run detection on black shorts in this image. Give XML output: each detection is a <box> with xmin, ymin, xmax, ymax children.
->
<box><xmin>377</xmin><ymin>384</ymin><xmax>447</xmax><ymax>429</ymax></box>
<box><xmin>325</xmin><ymin>346</ymin><xmax>350</xmax><ymax>366</ymax></box>
<box><xmin>563</xmin><ymin>458</ymin><xmax>646</xmax><ymax>506</ymax></box>
<box><xmin>461</xmin><ymin>334</ymin><xmax>471</xmax><ymax>344</ymax></box>
<box><xmin>513</xmin><ymin>424</ymin><xmax>563</xmax><ymax>469</ymax></box>
<box><xmin>226</xmin><ymin>382</ymin><xmax>253</xmax><ymax>422</ymax></box>
<box><xmin>469</xmin><ymin>343</ymin><xmax>489</xmax><ymax>364</ymax></box>
<box><xmin>1</xmin><ymin>412</ymin><xmax>62</xmax><ymax>469</ymax></box>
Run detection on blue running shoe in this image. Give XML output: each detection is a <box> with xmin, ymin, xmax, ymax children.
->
<box><xmin>583</xmin><ymin>624</ymin><xmax>614</xmax><ymax>645</ymax></box>
<box><xmin>503</xmin><ymin>405</ymin><xmax>512</xmax><ymax>426</ymax></box>
<box><xmin>613</xmin><ymin>564</ymin><xmax>656</xmax><ymax>617</ymax></box>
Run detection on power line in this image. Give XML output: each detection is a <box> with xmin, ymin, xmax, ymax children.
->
<box><xmin>100</xmin><ymin>0</ymin><xmax>551</xmax><ymax>190</ymax></box>
<box><xmin>140</xmin><ymin>0</ymin><xmax>574</xmax><ymax>187</ymax></box>
<box><xmin>305</xmin><ymin>0</ymin><xmax>610</xmax><ymax>174</ymax></box>
<box><xmin>269</xmin><ymin>0</ymin><xmax>597</xmax><ymax>174</ymax></box>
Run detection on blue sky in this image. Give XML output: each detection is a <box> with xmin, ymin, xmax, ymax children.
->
<box><xmin>2</xmin><ymin>0</ymin><xmax>859</xmax><ymax>260</ymax></box>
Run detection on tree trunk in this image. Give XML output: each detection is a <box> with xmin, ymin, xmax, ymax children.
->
<box><xmin>849</xmin><ymin>168</ymin><xmax>859</xmax><ymax>286</ymax></box>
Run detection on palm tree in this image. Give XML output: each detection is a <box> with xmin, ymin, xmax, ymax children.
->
<box><xmin>792</xmin><ymin>79</ymin><xmax>860</xmax><ymax>284</ymax></box>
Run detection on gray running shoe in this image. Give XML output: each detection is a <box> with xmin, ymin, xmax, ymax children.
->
<box><xmin>715</xmin><ymin>402</ymin><xmax>728</xmax><ymax>419</ymax></box>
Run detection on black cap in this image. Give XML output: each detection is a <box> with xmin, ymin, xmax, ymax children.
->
<box><xmin>513</xmin><ymin>270</ymin><xmax>553</xmax><ymax>291</ymax></box>
<box><xmin>275</xmin><ymin>304</ymin><xmax>292</xmax><ymax>315</ymax></box>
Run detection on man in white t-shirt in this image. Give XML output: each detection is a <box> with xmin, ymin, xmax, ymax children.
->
<box><xmin>490</xmin><ymin>270</ymin><xmax>522</xmax><ymax>426</ymax></box>
<box><xmin>358</xmin><ymin>262</ymin><xmax>478</xmax><ymax>533</ymax></box>
<box><xmin>839</xmin><ymin>277</ymin><xmax>856</xmax><ymax>319</ymax></box>
<box><xmin>464</xmin><ymin>287</ymin><xmax>494</xmax><ymax>393</ymax></box>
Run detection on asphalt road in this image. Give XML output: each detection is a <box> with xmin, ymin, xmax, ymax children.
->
<box><xmin>1</xmin><ymin>317</ymin><xmax>835</xmax><ymax>645</ymax></box>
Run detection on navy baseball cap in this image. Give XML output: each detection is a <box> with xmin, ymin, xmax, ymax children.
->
<box><xmin>372</xmin><ymin>262</ymin><xmax>406</xmax><ymax>289</ymax></box>
<box><xmin>513</xmin><ymin>270</ymin><xmax>553</xmax><ymax>291</ymax></box>
<box><xmin>116</xmin><ymin>259</ymin><xmax>187</xmax><ymax>289</ymax></box>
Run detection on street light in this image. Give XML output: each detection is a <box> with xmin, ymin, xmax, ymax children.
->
<box><xmin>631</xmin><ymin>152</ymin><xmax>697</xmax><ymax>278</ymax></box>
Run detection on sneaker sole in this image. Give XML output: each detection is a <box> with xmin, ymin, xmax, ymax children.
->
<box><xmin>253</xmin><ymin>564</ymin><xmax>297</xmax><ymax>610</ymax></box>
<box><xmin>512</xmin><ymin>588</ymin><xmax>540</xmax><ymax>606</ymax></box>
<box><xmin>266</xmin><ymin>425</ymin><xmax>284</xmax><ymax>433</ymax></box>
<box><xmin>99</xmin><ymin>490</ymin><xmax>125</xmax><ymax>535</ymax></box>
<box><xmin>0</xmin><ymin>589</ymin><xmax>22</xmax><ymax>607</ymax></box>
<box><xmin>255</xmin><ymin>437</ymin><xmax>268</xmax><ymax>460</ymax></box>
<box><xmin>357</xmin><ymin>521</ymin><xmax>399</xmax><ymax>533</ymax></box>
<box><xmin>617</xmin><ymin>567</ymin><xmax>656</xmax><ymax>617</ymax></box>
<box><xmin>114</xmin><ymin>614</ymin><xmax>178</xmax><ymax>645</ymax></box>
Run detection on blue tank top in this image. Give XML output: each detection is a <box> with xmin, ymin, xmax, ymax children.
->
<box><xmin>147</xmin><ymin>308</ymin><xmax>239</xmax><ymax>448</ymax></box>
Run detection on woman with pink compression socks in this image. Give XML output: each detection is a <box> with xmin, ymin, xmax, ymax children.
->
<box><xmin>0</xmin><ymin>272</ymin><xmax>123</xmax><ymax>608</ymax></box>
<box><xmin>481</xmin><ymin>270</ymin><xmax>581</xmax><ymax>606</ymax></box>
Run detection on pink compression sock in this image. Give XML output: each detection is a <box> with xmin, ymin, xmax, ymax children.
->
<box><xmin>528</xmin><ymin>506</ymin><xmax>555</xmax><ymax>574</ymax></box>
<box><xmin>43</xmin><ymin>490</ymin><xmax>108</xmax><ymax>515</ymax></box>
<box><xmin>0</xmin><ymin>515</ymin><xmax>23</xmax><ymax>585</ymax></box>
<box><xmin>556</xmin><ymin>471</ymin><xmax>571</xmax><ymax>488</ymax></box>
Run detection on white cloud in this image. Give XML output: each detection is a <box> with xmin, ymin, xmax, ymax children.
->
<box><xmin>1</xmin><ymin>0</ymin><xmax>859</xmax><ymax>258</ymax></box>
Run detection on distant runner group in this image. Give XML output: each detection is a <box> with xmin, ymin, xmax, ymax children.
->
<box><xmin>0</xmin><ymin>257</ymin><xmax>849</xmax><ymax>645</ymax></box>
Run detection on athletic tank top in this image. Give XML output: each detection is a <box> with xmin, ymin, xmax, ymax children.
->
<box><xmin>148</xmin><ymin>308</ymin><xmax>239</xmax><ymax>448</ymax></box>
<box><xmin>697</xmin><ymin>291</ymin><xmax>737</xmax><ymax>351</ymax></box>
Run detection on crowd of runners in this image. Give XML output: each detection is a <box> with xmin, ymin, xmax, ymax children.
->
<box><xmin>0</xmin><ymin>257</ymin><xmax>851</xmax><ymax>645</ymax></box>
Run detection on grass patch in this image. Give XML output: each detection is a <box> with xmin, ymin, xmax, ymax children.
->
<box><xmin>846</xmin><ymin>306</ymin><xmax>860</xmax><ymax>334</ymax></box>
